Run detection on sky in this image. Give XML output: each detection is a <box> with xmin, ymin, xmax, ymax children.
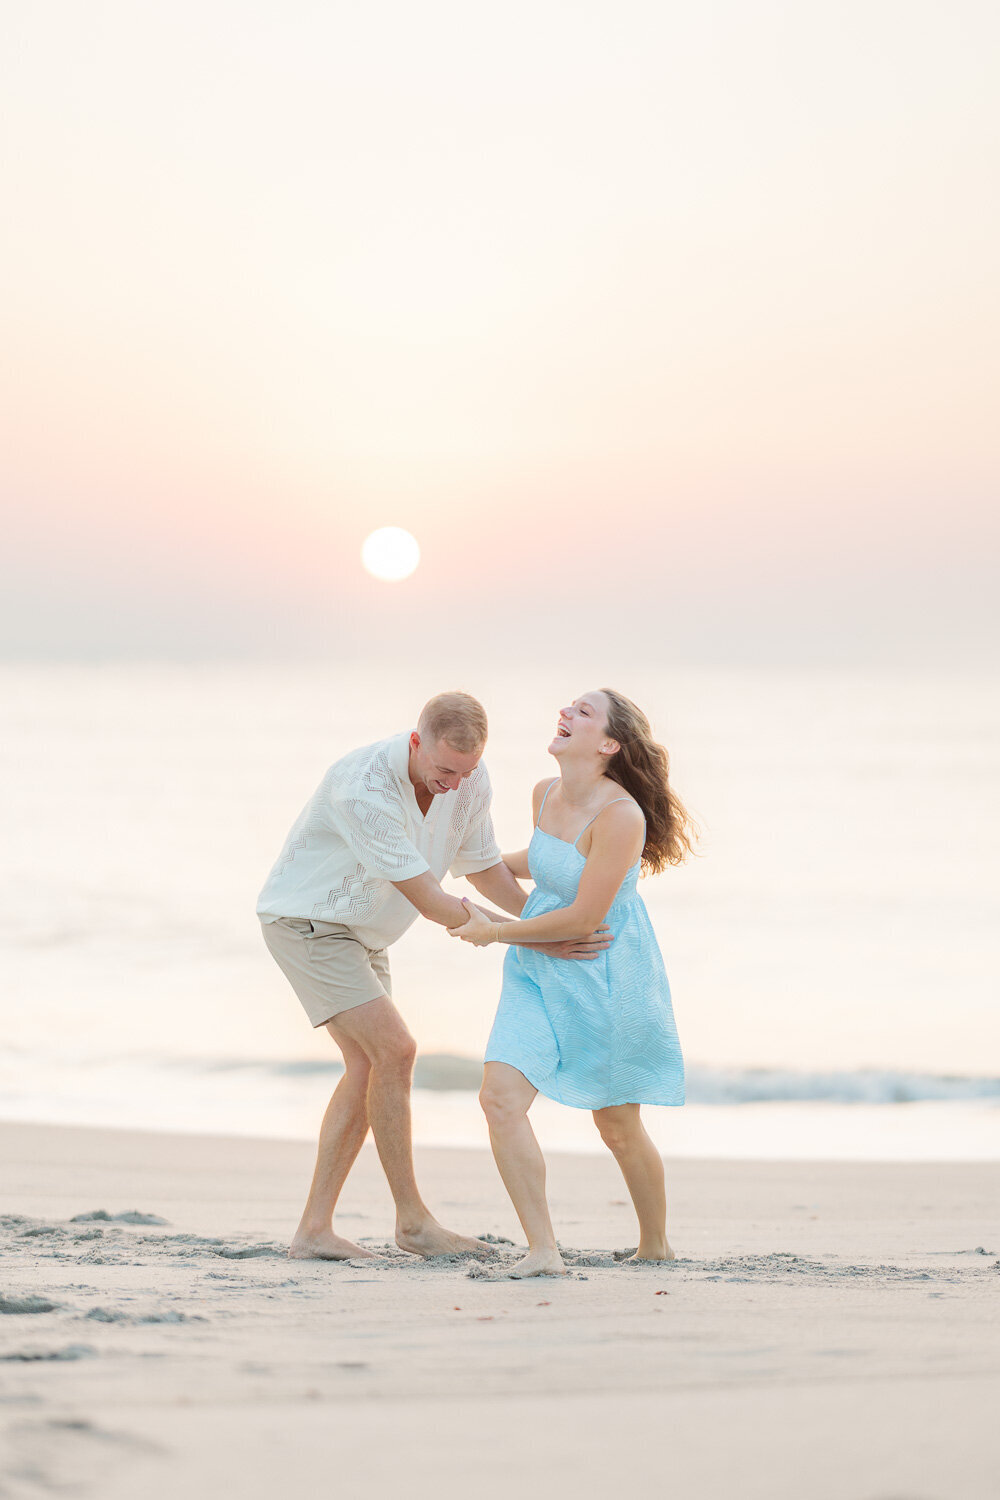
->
<box><xmin>2</xmin><ymin>0</ymin><xmax>998</xmax><ymax>667</ymax></box>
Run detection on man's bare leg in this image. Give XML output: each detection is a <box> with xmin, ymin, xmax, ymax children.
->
<box><xmin>289</xmin><ymin>1032</ymin><xmax>374</xmax><ymax>1260</ymax></box>
<box><xmin>332</xmin><ymin>997</ymin><xmax>491</xmax><ymax>1258</ymax></box>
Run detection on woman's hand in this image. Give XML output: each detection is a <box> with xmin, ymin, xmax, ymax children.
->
<box><xmin>447</xmin><ymin>899</ymin><xmax>499</xmax><ymax>947</ymax></box>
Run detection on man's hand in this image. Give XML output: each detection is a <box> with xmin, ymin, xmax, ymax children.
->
<box><xmin>526</xmin><ymin>926</ymin><xmax>613</xmax><ymax>961</ymax></box>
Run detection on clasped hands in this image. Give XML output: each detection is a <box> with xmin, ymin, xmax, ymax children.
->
<box><xmin>447</xmin><ymin>898</ymin><xmax>613</xmax><ymax>960</ymax></box>
<box><xmin>447</xmin><ymin>899</ymin><xmax>503</xmax><ymax>947</ymax></box>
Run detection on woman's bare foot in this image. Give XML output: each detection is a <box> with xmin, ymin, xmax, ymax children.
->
<box><xmin>626</xmin><ymin>1239</ymin><xmax>676</xmax><ymax>1264</ymax></box>
<box><xmin>396</xmin><ymin>1219</ymin><xmax>495</xmax><ymax>1259</ymax></box>
<box><xmin>508</xmin><ymin>1247</ymin><xmax>567</xmax><ymax>1278</ymax></box>
<box><xmin>288</xmin><ymin>1228</ymin><xmax>374</xmax><ymax>1261</ymax></box>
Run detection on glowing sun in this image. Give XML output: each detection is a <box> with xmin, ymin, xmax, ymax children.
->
<box><xmin>361</xmin><ymin>527</ymin><xmax>421</xmax><ymax>582</ymax></box>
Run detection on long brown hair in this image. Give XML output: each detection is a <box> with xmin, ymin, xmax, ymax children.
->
<box><xmin>600</xmin><ymin>688</ymin><xmax>698</xmax><ymax>874</ymax></box>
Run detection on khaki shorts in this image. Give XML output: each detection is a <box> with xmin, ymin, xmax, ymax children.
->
<box><xmin>260</xmin><ymin>917</ymin><xmax>392</xmax><ymax>1028</ymax></box>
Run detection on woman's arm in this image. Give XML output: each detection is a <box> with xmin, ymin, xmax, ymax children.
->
<box><xmin>453</xmin><ymin>801</ymin><xmax>645</xmax><ymax>946</ymax></box>
<box><xmin>464</xmin><ymin>862</ymin><xmax>528</xmax><ymax>916</ymax></box>
<box><xmin>501</xmin><ymin>849</ymin><xmax>531</xmax><ymax>881</ymax></box>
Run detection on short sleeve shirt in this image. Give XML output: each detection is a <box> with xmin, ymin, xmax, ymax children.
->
<box><xmin>256</xmin><ymin>731</ymin><xmax>502</xmax><ymax>949</ymax></box>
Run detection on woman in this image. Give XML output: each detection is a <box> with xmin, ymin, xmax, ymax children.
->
<box><xmin>450</xmin><ymin>688</ymin><xmax>696</xmax><ymax>1278</ymax></box>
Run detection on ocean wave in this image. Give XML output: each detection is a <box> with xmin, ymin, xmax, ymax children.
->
<box><xmin>682</xmin><ymin>1065</ymin><xmax>1000</xmax><ymax>1105</ymax></box>
<box><xmin>183</xmin><ymin>1054</ymin><xmax>1000</xmax><ymax>1104</ymax></box>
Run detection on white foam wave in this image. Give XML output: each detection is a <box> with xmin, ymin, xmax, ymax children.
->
<box><xmin>186</xmin><ymin>1054</ymin><xmax>1000</xmax><ymax>1105</ymax></box>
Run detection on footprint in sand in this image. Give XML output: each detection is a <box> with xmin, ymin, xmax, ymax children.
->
<box><xmin>0</xmin><ymin>1295</ymin><xmax>60</xmax><ymax>1315</ymax></box>
<box><xmin>70</xmin><ymin>1211</ymin><xmax>170</xmax><ymax>1226</ymax></box>
<box><xmin>1</xmin><ymin>1344</ymin><xmax>97</xmax><ymax>1362</ymax></box>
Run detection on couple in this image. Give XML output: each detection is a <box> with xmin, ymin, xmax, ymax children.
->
<box><xmin>257</xmin><ymin>689</ymin><xmax>695</xmax><ymax>1277</ymax></box>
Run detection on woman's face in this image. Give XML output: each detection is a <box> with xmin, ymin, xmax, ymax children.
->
<box><xmin>549</xmin><ymin>690</ymin><xmax>614</xmax><ymax>760</ymax></box>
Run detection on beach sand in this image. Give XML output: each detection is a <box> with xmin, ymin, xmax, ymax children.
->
<box><xmin>1</xmin><ymin>1120</ymin><xmax>997</xmax><ymax>1498</ymax></box>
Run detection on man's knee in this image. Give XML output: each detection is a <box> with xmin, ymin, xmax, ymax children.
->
<box><xmin>332</xmin><ymin>1000</ymin><xmax>417</xmax><ymax>1075</ymax></box>
<box><xmin>370</xmin><ymin>1029</ymin><xmax>417</xmax><ymax>1076</ymax></box>
<box><xmin>340</xmin><ymin>1052</ymin><xmax>372</xmax><ymax>1088</ymax></box>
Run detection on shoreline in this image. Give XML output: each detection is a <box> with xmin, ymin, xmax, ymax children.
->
<box><xmin>3</xmin><ymin>1095</ymin><xmax>1000</xmax><ymax>1164</ymax></box>
<box><xmin>6</xmin><ymin>1117</ymin><xmax>1000</xmax><ymax>1258</ymax></box>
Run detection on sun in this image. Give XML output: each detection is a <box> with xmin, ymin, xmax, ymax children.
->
<box><xmin>361</xmin><ymin>527</ymin><xmax>421</xmax><ymax>582</ymax></box>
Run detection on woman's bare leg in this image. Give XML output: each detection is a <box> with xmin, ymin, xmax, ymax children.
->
<box><xmin>592</xmin><ymin>1103</ymin><xmax>674</xmax><ymax>1261</ymax></box>
<box><xmin>480</xmin><ymin>1063</ymin><xmax>566</xmax><ymax>1277</ymax></box>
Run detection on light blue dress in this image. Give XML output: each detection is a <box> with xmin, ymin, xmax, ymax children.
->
<box><xmin>485</xmin><ymin>783</ymin><xmax>685</xmax><ymax>1110</ymax></box>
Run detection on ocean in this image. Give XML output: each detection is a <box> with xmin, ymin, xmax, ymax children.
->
<box><xmin>2</xmin><ymin>660</ymin><xmax>998</xmax><ymax>1160</ymax></box>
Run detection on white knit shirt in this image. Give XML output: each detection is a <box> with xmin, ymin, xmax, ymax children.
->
<box><xmin>257</xmin><ymin>731</ymin><xmax>502</xmax><ymax>949</ymax></box>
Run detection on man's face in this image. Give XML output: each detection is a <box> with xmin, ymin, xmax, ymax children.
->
<box><xmin>409</xmin><ymin>733</ymin><xmax>482</xmax><ymax>795</ymax></box>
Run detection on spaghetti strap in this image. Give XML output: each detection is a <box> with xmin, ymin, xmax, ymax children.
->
<box><xmin>535</xmin><ymin>778</ymin><xmax>558</xmax><ymax>828</ymax></box>
<box><xmin>573</xmin><ymin>797</ymin><xmax>637</xmax><ymax>847</ymax></box>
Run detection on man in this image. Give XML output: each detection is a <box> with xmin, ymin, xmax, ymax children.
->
<box><xmin>258</xmin><ymin>691</ymin><xmax>609</xmax><ymax>1260</ymax></box>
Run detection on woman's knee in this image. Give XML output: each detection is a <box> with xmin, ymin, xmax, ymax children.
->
<box><xmin>593</xmin><ymin>1107</ymin><xmax>637</xmax><ymax>1156</ymax></box>
<box><xmin>479</xmin><ymin>1081</ymin><xmax>528</xmax><ymax>1129</ymax></box>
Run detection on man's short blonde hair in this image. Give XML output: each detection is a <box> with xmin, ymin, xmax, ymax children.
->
<box><xmin>418</xmin><ymin>692</ymin><xmax>488</xmax><ymax>754</ymax></box>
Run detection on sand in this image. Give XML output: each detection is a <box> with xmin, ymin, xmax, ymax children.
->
<box><xmin>1</xmin><ymin>1120</ymin><xmax>998</xmax><ymax>1499</ymax></box>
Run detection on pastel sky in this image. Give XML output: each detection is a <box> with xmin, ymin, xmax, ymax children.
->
<box><xmin>3</xmin><ymin>0</ymin><xmax>998</xmax><ymax>665</ymax></box>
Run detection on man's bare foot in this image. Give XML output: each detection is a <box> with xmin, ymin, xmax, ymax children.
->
<box><xmin>288</xmin><ymin>1228</ymin><xmax>374</xmax><ymax>1261</ymax></box>
<box><xmin>508</xmin><ymin>1247</ymin><xmax>567</xmax><ymax>1278</ymax></box>
<box><xmin>395</xmin><ymin>1220</ymin><xmax>495</xmax><ymax>1259</ymax></box>
<box><xmin>626</xmin><ymin>1240</ymin><xmax>676</xmax><ymax>1263</ymax></box>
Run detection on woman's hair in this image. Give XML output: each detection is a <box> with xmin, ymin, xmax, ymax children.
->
<box><xmin>418</xmin><ymin>691</ymin><xmax>488</xmax><ymax>753</ymax></box>
<box><xmin>600</xmin><ymin>688</ymin><xmax>698</xmax><ymax>873</ymax></box>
